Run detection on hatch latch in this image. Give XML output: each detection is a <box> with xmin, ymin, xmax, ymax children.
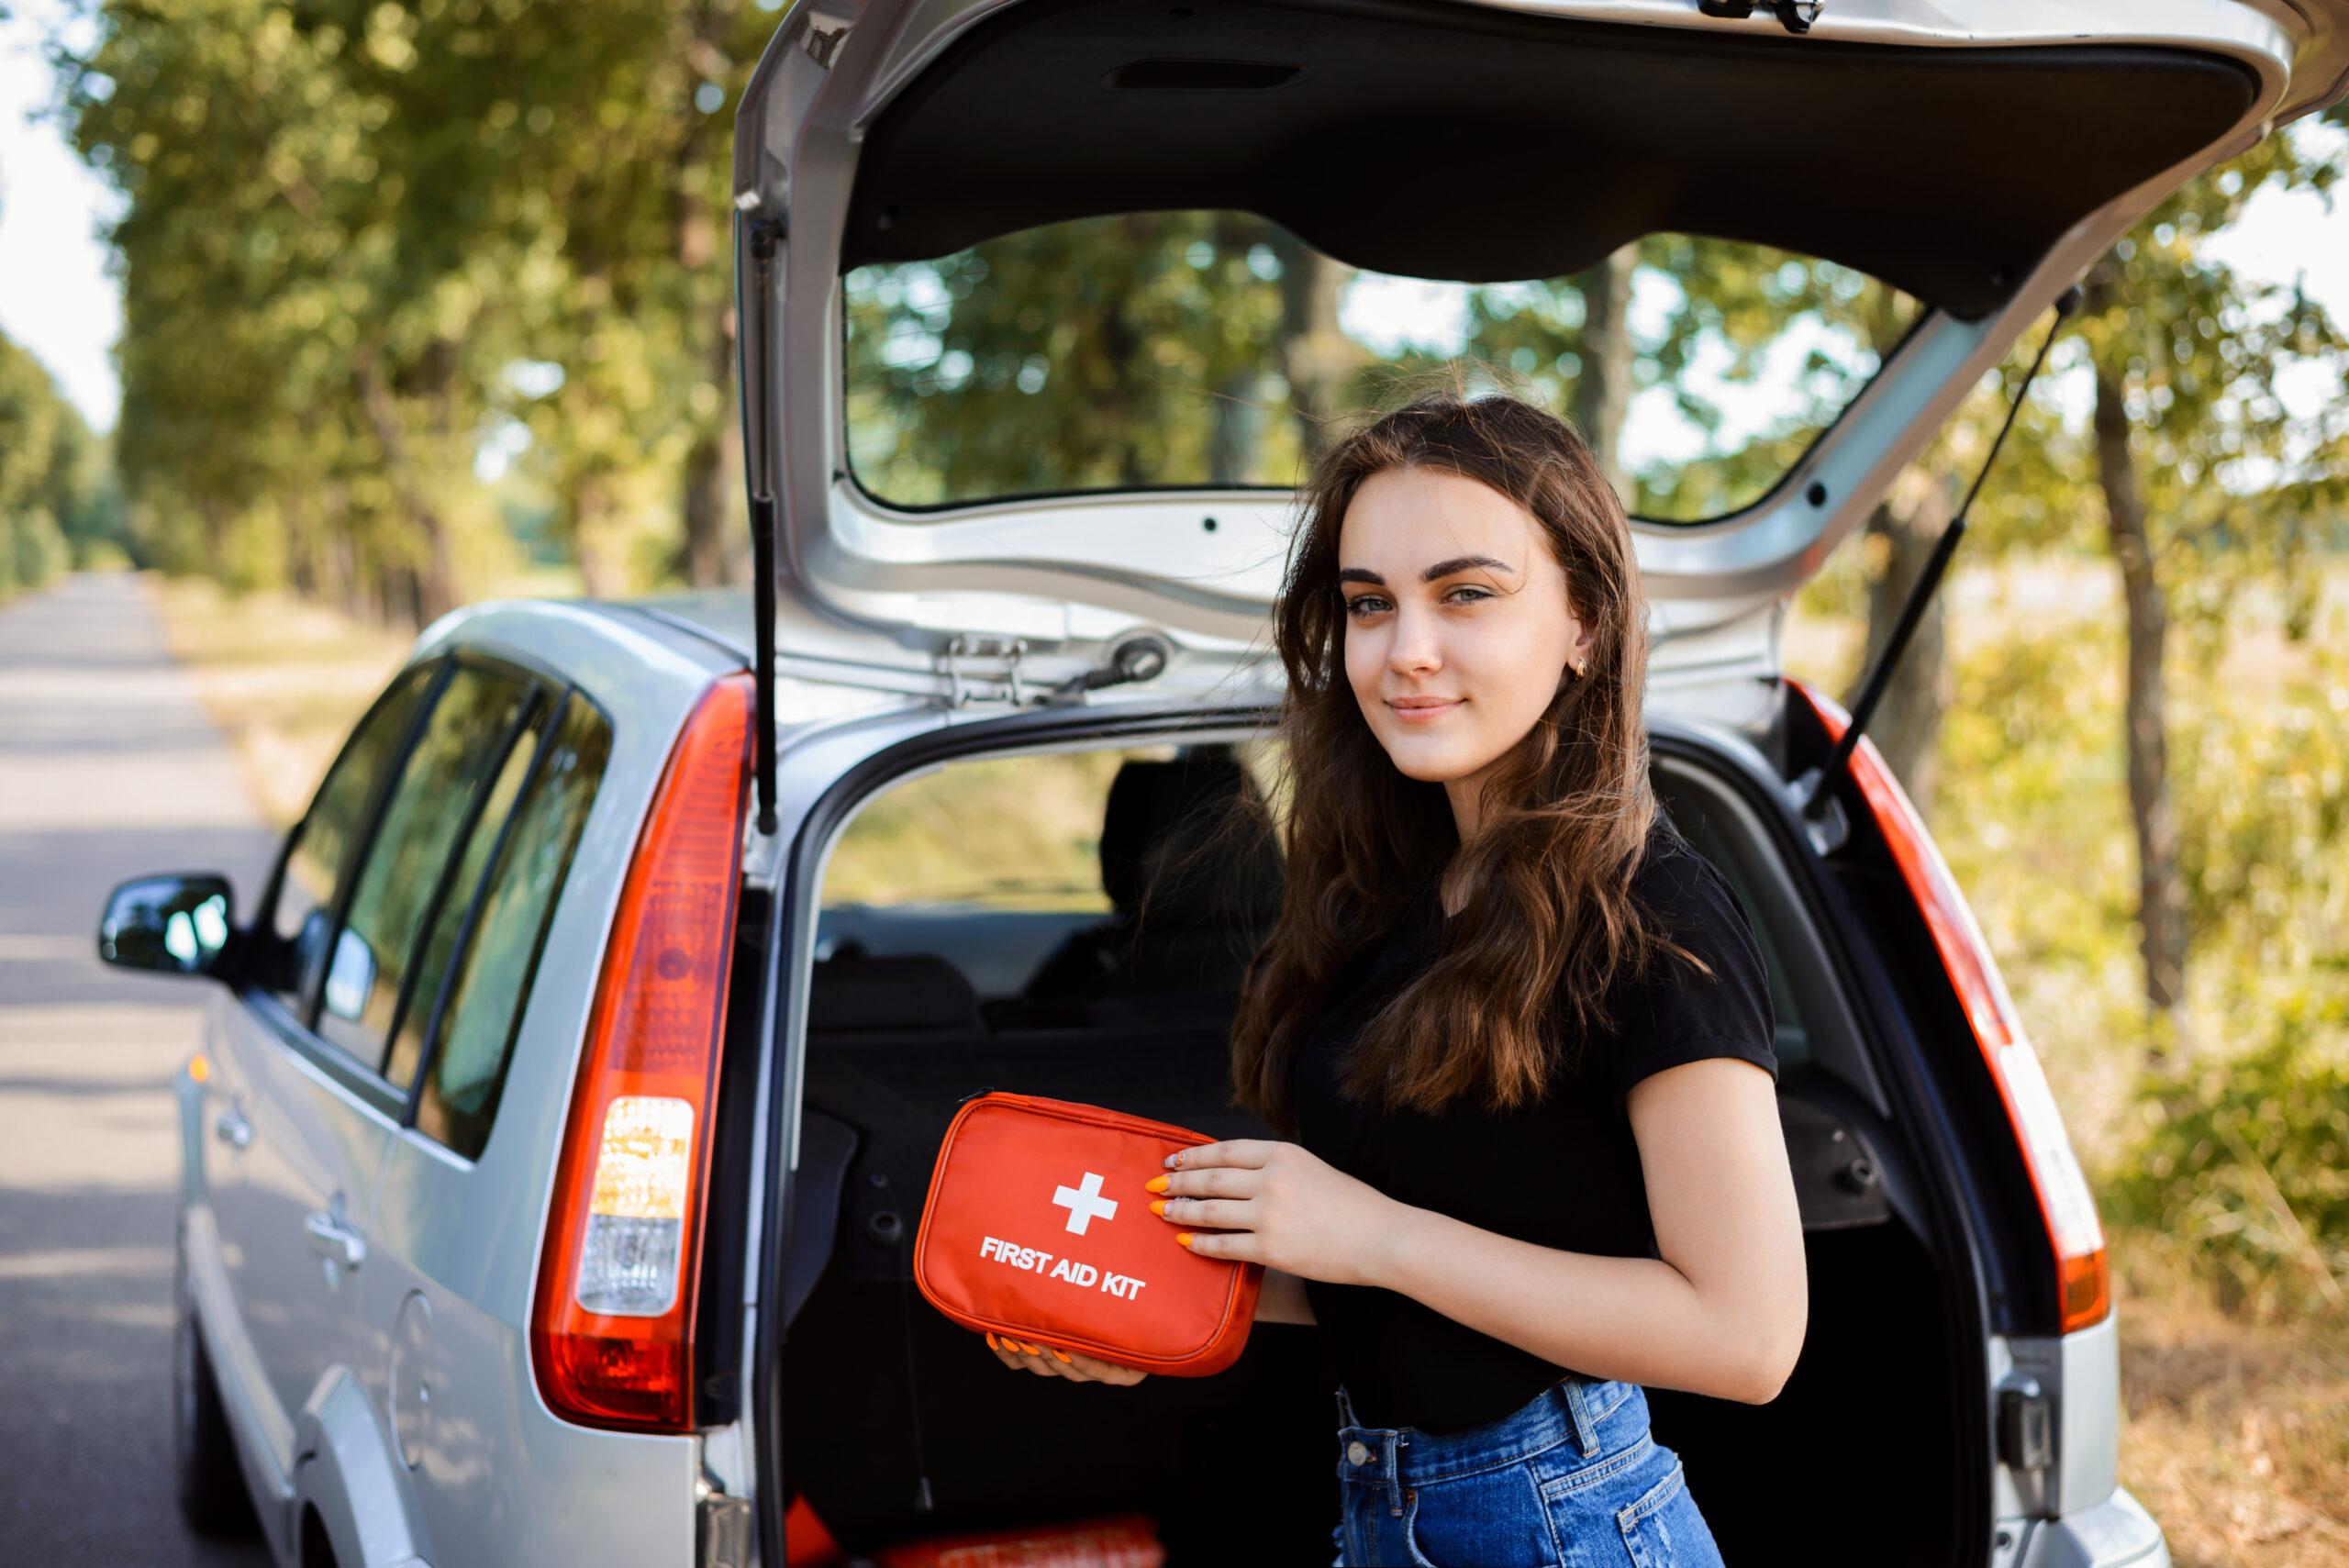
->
<box><xmin>1697</xmin><ymin>0</ymin><xmax>1821</xmax><ymax>34</ymax></box>
<box><xmin>939</xmin><ymin>635</ymin><xmax>1029</xmax><ymax>707</ymax></box>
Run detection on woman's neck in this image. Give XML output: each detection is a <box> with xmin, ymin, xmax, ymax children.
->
<box><xmin>1439</xmin><ymin>769</ymin><xmax>1493</xmax><ymax>917</ymax></box>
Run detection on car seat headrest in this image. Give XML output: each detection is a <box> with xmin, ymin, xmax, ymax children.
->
<box><xmin>1099</xmin><ymin>753</ymin><xmax>1285</xmax><ymax>928</ymax></box>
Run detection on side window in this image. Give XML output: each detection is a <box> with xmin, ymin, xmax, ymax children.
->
<box><xmin>268</xmin><ymin>663</ymin><xmax>440</xmax><ymax>1016</ymax></box>
<box><xmin>314</xmin><ymin>664</ymin><xmax>540</xmax><ymax>1065</ymax></box>
<box><xmin>412</xmin><ymin>693</ymin><xmax>611</xmax><ymax>1160</ymax></box>
<box><xmin>382</xmin><ymin>716</ymin><xmax>541</xmax><ymax>1089</ymax></box>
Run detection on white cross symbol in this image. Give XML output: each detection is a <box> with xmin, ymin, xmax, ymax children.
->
<box><xmin>1052</xmin><ymin>1172</ymin><xmax>1119</xmax><ymax>1235</ymax></box>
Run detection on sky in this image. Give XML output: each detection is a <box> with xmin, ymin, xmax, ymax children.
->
<box><xmin>3</xmin><ymin>0</ymin><xmax>2347</xmax><ymax>442</ymax></box>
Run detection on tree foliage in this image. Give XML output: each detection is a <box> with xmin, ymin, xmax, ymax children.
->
<box><xmin>0</xmin><ymin>328</ymin><xmax>114</xmax><ymax>598</ymax></box>
<box><xmin>70</xmin><ymin>0</ymin><xmax>777</xmax><ymax>616</ymax></box>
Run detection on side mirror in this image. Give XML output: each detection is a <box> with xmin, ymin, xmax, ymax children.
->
<box><xmin>98</xmin><ymin>874</ymin><xmax>236</xmax><ymax>977</ymax></box>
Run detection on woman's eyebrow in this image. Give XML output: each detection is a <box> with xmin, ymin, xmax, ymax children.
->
<box><xmin>1421</xmin><ymin>554</ymin><xmax>1516</xmax><ymax>582</ymax></box>
<box><xmin>1337</xmin><ymin>568</ymin><xmax>1386</xmax><ymax>585</ymax></box>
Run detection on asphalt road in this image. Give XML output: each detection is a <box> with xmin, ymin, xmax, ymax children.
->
<box><xmin>0</xmin><ymin>574</ymin><xmax>276</xmax><ymax>1564</ymax></box>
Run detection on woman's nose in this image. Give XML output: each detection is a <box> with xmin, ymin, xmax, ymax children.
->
<box><xmin>1386</xmin><ymin>606</ymin><xmax>1442</xmax><ymax>673</ymax></box>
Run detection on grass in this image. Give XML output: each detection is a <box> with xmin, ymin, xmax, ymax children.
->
<box><xmin>145</xmin><ymin>573</ymin><xmax>413</xmax><ymax>826</ymax></box>
<box><xmin>2115</xmin><ymin>1239</ymin><xmax>2349</xmax><ymax>1565</ymax></box>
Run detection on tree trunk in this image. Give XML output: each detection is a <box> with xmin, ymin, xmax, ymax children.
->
<box><xmin>1848</xmin><ymin>473</ymin><xmax>1953</xmax><ymax>818</ymax></box>
<box><xmin>680</xmin><ymin>307</ymin><xmax>746</xmax><ymax>587</ymax></box>
<box><xmin>2094</xmin><ymin>364</ymin><xmax>2190</xmax><ymax>1050</ymax></box>
<box><xmin>1272</xmin><ymin>232</ymin><xmax>1359</xmax><ymax>463</ymax></box>
<box><xmin>353</xmin><ymin>353</ymin><xmax>460</xmax><ymax>622</ymax></box>
<box><xmin>1572</xmin><ymin>243</ymin><xmax>1638</xmax><ymax>504</ymax></box>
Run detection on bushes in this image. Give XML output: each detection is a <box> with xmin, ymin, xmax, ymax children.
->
<box><xmin>2108</xmin><ymin>1018</ymin><xmax>2349</xmax><ymax>1315</ymax></box>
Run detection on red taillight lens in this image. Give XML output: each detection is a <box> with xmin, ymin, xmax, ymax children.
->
<box><xmin>1789</xmin><ymin>682</ymin><xmax>2110</xmax><ymax>1333</ymax></box>
<box><xmin>532</xmin><ymin>675</ymin><xmax>752</xmax><ymax>1429</ymax></box>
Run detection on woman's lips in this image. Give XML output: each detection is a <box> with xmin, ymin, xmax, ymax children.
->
<box><xmin>1386</xmin><ymin>696</ymin><xmax>1463</xmax><ymax>722</ymax></box>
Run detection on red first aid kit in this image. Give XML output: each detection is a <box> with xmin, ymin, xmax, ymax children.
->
<box><xmin>912</xmin><ymin>1093</ymin><xmax>1261</xmax><ymax>1376</ymax></box>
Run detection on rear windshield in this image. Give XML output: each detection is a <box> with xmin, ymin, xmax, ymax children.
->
<box><xmin>844</xmin><ymin>214</ymin><xmax>1919</xmax><ymax>521</ymax></box>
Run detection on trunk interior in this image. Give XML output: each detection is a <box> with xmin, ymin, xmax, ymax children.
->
<box><xmin>774</xmin><ymin>729</ymin><xmax>1968</xmax><ymax>1563</ymax></box>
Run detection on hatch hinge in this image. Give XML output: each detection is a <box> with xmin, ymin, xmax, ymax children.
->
<box><xmin>1697</xmin><ymin>0</ymin><xmax>1820</xmax><ymax>34</ymax></box>
<box><xmin>938</xmin><ymin>635</ymin><xmax>1030</xmax><ymax>707</ymax></box>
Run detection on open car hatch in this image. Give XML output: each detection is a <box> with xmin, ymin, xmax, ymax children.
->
<box><xmin>730</xmin><ymin>0</ymin><xmax>2349</xmax><ymax>699</ymax></box>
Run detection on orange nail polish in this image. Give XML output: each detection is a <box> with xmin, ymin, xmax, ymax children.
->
<box><xmin>1176</xmin><ymin>1233</ymin><xmax>1196</xmax><ymax>1249</ymax></box>
<box><xmin>1150</xmin><ymin>1200</ymin><xmax>1168</xmax><ymax>1217</ymax></box>
<box><xmin>986</xmin><ymin>1332</ymin><xmax>1000</xmax><ymax>1351</ymax></box>
<box><xmin>1144</xmin><ymin>1175</ymin><xmax>1169</xmax><ymax>1194</ymax></box>
<box><xmin>1052</xmin><ymin>1349</ymin><xmax>1073</xmax><ymax>1363</ymax></box>
<box><xmin>1022</xmin><ymin>1341</ymin><xmax>1045</xmax><ymax>1355</ymax></box>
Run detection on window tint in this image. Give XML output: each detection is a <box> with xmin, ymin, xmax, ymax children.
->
<box><xmin>413</xmin><ymin>694</ymin><xmax>611</xmax><ymax>1160</ymax></box>
<box><xmin>382</xmin><ymin>718</ymin><xmax>540</xmax><ymax>1090</ymax></box>
<box><xmin>269</xmin><ymin>663</ymin><xmax>439</xmax><ymax>1016</ymax></box>
<box><xmin>315</xmin><ymin>665</ymin><xmax>539</xmax><ymax>1065</ymax></box>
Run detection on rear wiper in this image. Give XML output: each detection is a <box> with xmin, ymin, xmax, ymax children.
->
<box><xmin>1796</xmin><ymin>284</ymin><xmax>2081</xmax><ymax>851</ymax></box>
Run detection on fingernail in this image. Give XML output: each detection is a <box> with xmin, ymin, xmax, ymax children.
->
<box><xmin>1022</xmin><ymin>1341</ymin><xmax>1045</xmax><ymax>1355</ymax></box>
<box><xmin>986</xmin><ymin>1332</ymin><xmax>1000</xmax><ymax>1351</ymax></box>
<box><xmin>1145</xmin><ymin>1175</ymin><xmax>1169</xmax><ymax>1194</ymax></box>
<box><xmin>1176</xmin><ymin>1233</ymin><xmax>1195</xmax><ymax>1249</ymax></box>
<box><xmin>1150</xmin><ymin>1200</ymin><xmax>1168</xmax><ymax>1217</ymax></box>
<box><xmin>1052</xmin><ymin>1349</ymin><xmax>1073</xmax><ymax>1363</ymax></box>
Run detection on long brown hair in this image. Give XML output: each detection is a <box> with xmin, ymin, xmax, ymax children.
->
<box><xmin>1230</xmin><ymin>390</ymin><xmax>1687</xmax><ymax>1127</ymax></box>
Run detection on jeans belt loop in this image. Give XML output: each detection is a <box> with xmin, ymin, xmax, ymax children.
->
<box><xmin>1386</xmin><ymin>1432</ymin><xmax>1405</xmax><ymax>1517</ymax></box>
<box><xmin>1564</xmin><ymin>1380</ymin><xmax>1603</xmax><ymax>1458</ymax></box>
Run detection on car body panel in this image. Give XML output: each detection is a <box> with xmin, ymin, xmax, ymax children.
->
<box><xmin>295</xmin><ymin>1368</ymin><xmax>428</xmax><ymax>1568</ymax></box>
<box><xmin>2028</xmin><ymin>1487</ymin><xmax>2172</xmax><ymax>1568</ymax></box>
<box><xmin>201</xmin><ymin>992</ymin><xmax>397</xmax><ymax>1556</ymax></box>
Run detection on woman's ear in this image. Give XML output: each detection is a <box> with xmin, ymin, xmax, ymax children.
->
<box><xmin>1567</xmin><ymin>616</ymin><xmax>1596</xmax><ymax>680</ymax></box>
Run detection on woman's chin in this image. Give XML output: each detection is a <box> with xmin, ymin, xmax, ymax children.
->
<box><xmin>1381</xmin><ymin>744</ymin><xmax>1492</xmax><ymax>786</ymax></box>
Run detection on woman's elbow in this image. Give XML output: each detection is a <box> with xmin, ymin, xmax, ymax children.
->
<box><xmin>1726</xmin><ymin>1301</ymin><xmax>1808</xmax><ymax>1405</ymax></box>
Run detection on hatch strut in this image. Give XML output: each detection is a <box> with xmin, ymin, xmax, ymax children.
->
<box><xmin>744</xmin><ymin>211</ymin><xmax>783</xmax><ymax>836</ymax></box>
<box><xmin>1798</xmin><ymin>285</ymin><xmax>2080</xmax><ymax>840</ymax></box>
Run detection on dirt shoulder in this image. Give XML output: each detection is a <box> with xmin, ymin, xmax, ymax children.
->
<box><xmin>143</xmin><ymin>574</ymin><xmax>411</xmax><ymax>827</ymax></box>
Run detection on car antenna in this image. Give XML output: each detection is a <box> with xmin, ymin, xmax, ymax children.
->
<box><xmin>745</xmin><ymin>211</ymin><xmax>782</xmax><ymax>837</ymax></box>
<box><xmin>1799</xmin><ymin>284</ymin><xmax>2082</xmax><ymax>841</ymax></box>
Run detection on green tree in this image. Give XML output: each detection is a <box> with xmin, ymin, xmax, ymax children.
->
<box><xmin>2072</xmin><ymin>134</ymin><xmax>2346</xmax><ymax>1053</ymax></box>
<box><xmin>0</xmin><ymin>329</ymin><xmax>106</xmax><ymax>598</ymax></box>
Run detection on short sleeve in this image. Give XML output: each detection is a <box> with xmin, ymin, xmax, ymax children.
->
<box><xmin>1601</xmin><ymin>838</ymin><xmax>1778</xmax><ymax>1101</ymax></box>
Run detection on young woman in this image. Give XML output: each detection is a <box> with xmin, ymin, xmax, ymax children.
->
<box><xmin>989</xmin><ymin>393</ymin><xmax>1807</xmax><ymax>1566</ymax></box>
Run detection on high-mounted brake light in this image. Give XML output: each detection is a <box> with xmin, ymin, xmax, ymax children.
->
<box><xmin>533</xmin><ymin>675</ymin><xmax>752</xmax><ymax>1429</ymax></box>
<box><xmin>1791</xmin><ymin>683</ymin><xmax>2110</xmax><ymax>1334</ymax></box>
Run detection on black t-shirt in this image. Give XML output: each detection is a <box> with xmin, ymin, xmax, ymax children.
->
<box><xmin>1293</xmin><ymin>827</ymin><xmax>1777</xmax><ymax>1435</ymax></box>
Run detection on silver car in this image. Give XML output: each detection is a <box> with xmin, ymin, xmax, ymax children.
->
<box><xmin>101</xmin><ymin>1</ymin><xmax>2348</xmax><ymax>1563</ymax></box>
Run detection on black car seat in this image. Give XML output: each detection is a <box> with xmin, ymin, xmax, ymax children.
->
<box><xmin>1019</xmin><ymin>750</ymin><xmax>1285</xmax><ymax>1005</ymax></box>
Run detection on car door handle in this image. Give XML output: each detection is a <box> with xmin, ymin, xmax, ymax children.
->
<box><xmin>303</xmin><ymin>1211</ymin><xmax>366</xmax><ymax>1271</ymax></box>
<box><xmin>213</xmin><ymin>1107</ymin><xmax>252</xmax><ymax>1150</ymax></box>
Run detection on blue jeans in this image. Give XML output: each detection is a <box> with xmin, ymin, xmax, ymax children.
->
<box><xmin>1333</xmin><ymin>1381</ymin><xmax>1725</xmax><ymax>1567</ymax></box>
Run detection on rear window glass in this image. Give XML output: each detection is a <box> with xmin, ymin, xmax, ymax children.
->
<box><xmin>818</xmin><ymin>743</ymin><xmax>1284</xmax><ymax>1016</ymax></box>
<box><xmin>844</xmin><ymin>214</ymin><xmax>1920</xmax><ymax>521</ymax></box>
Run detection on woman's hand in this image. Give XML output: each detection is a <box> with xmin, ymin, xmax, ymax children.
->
<box><xmin>1148</xmin><ymin>1139</ymin><xmax>1402</xmax><ymax>1286</ymax></box>
<box><xmin>985</xmin><ymin>1332</ymin><xmax>1148</xmax><ymax>1385</ymax></box>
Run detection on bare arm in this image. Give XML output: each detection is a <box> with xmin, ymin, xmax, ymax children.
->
<box><xmin>1255</xmin><ymin>1266</ymin><xmax>1318</xmax><ymax>1325</ymax></box>
<box><xmin>1160</xmin><ymin>1057</ymin><xmax>1806</xmax><ymax>1403</ymax></box>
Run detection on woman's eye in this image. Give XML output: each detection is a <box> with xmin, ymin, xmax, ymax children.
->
<box><xmin>1444</xmin><ymin>584</ymin><xmax>1495</xmax><ymax>606</ymax></box>
<box><xmin>1344</xmin><ymin>595</ymin><xmax>1391</xmax><ymax>617</ymax></box>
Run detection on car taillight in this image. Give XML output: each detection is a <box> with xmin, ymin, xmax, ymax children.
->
<box><xmin>1789</xmin><ymin>682</ymin><xmax>2110</xmax><ymax>1334</ymax></box>
<box><xmin>532</xmin><ymin>675</ymin><xmax>752</xmax><ymax>1429</ymax></box>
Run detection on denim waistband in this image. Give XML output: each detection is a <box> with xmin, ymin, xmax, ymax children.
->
<box><xmin>1335</xmin><ymin>1379</ymin><xmax>1643</xmax><ymax>1487</ymax></box>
